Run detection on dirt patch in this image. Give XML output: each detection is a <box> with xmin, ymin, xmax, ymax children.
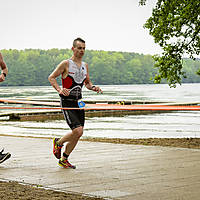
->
<box><xmin>81</xmin><ymin>137</ymin><xmax>200</xmax><ymax>149</ymax></box>
<box><xmin>0</xmin><ymin>181</ymin><xmax>104</xmax><ymax>200</ymax></box>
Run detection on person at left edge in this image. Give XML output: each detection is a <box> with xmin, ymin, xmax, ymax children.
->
<box><xmin>0</xmin><ymin>52</ymin><xmax>11</xmax><ymax>164</ymax></box>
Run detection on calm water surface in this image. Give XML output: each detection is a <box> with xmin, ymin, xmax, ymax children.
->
<box><xmin>0</xmin><ymin>84</ymin><xmax>200</xmax><ymax>139</ymax></box>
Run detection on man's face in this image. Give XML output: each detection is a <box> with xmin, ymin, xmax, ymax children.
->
<box><xmin>72</xmin><ymin>41</ymin><xmax>85</xmax><ymax>58</ymax></box>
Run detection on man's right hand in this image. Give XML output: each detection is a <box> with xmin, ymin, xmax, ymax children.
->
<box><xmin>59</xmin><ymin>88</ymin><xmax>70</xmax><ymax>96</ymax></box>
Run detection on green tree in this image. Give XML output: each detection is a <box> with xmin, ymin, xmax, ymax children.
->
<box><xmin>140</xmin><ymin>0</ymin><xmax>200</xmax><ymax>87</ymax></box>
<box><xmin>1</xmin><ymin>48</ymin><xmax>199</xmax><ymax>86</ymax></box>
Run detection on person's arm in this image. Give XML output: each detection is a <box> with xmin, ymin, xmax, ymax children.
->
<box><xmin>48</xmin><ymin>60</ymin><xmax>70</xmax><ymax>96</ymax></box>
<box><xmin>0</xmin><ymin>53</ymin><xmax>8</xmax><ymax>82</ymax></box>
<box><xmin>84</xmin><ymin>63</ymin><xmax>102</xmax><ymax>93</ymax></box>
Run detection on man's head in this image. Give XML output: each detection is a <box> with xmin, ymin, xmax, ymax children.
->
<box><xmin>72</xmin><ymin>38</ymin><xmax>86</xmax><ymax>58</ymax></box>
<box><xmin>73</xmin><ymin>38</ymin><xmax>85</xmax><ymax>47</ymax></box>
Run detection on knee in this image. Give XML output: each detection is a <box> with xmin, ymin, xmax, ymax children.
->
<box><xmin>73</xmin><ymin>127</ymin><xmax>83</xmax><ymax>139</ymax></box>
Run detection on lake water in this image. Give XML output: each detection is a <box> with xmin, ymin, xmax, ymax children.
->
<box><xmin>0</xmin><ymin>83</ymin><xmax>200</xmax><ymax>139</ymax></box>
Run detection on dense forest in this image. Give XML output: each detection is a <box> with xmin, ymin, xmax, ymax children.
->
<box><xmin>0</xmin><ymin>49</ymin><xmax>200</xmax><ymax>86</ymax></box>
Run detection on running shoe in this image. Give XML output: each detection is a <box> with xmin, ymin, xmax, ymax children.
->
<box><xmin>0</xmin><ymin>149</ymin><xmax>11</xmax><ymax>164</ymax></box>
<box><xmin>58</xmin><ymin>158</ymin><xmax>76</xmax><ymax>169</ymax></box>
<box><xmin>53</xmin><ymin>138</ymin><xmax>63</xmax><ymax>159</ymax></box>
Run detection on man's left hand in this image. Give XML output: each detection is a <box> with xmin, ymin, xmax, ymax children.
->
<box><xmin>0</xmin><ymin>74</ymin><xmax>5</xmax><ymax>82</ymax></box>
<box><xmin>92</xmin><ymin>86</ymin><xmax>103</xmax><ymax>94</ymax></box>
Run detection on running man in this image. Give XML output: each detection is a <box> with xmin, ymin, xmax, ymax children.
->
<box><xmin>0</xmin><ymin>52</ymin><xmax>11</xmax><ymax>164</ymax></box>
<box><xmin>48</xmin><ymin>38</ymin><xmax>102</xmax><ymax>169</ymax></box>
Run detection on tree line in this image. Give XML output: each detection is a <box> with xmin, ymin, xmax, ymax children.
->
<box><xmin>0</xmin><ymin>49</ymin><xmax>199</xmax><ymax>86</ymax></box>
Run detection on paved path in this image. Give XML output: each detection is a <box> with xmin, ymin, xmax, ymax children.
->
<box><xmin>0</xmin><ymin>135</ymin><xmax>200</xmax><ymax>200</ymax></box>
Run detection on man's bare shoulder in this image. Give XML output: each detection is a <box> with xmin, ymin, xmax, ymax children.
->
<box><xmin>57</xmin><ymin>59</ymin><xmax>69</xmax><ymax>70</ymax></box>
<box><xmin>57</xmin><ymin>60</ymin><xmax>70</xmax><ymax>77</ymax></box>
<box><xmin>83</xmin><ymin>61</ymin><xmax>88</xmax><ymax>66</ymax></box>
<box><xmin>60</xmin><ymin>59</ymin><xmax>69</xmax><ymax>65</ymax></box>
<box><xmin>84</xmin><ymin>62</ymin><xmax>89</xmax><ymax>70</ymax></box>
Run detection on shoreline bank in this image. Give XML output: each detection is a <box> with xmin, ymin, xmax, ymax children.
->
<box><xmin>1</xmin><ymin>134</ymin><xmax>200</xmax><ymax>149</ymax></box>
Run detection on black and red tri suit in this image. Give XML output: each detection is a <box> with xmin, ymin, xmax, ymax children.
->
<box><xmin>60</xmin><ymin>59</ymin><xmax>87</xmax><ymax>130</ymax></box>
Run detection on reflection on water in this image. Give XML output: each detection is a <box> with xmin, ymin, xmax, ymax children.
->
<box><xmin>0</xmin><ymin>84</ymin><xmax>200</xmax><ymax>139</ymax></box>
<box><xmin>1</xmin><ymin>83</ymin><xmax>200</xmax><ymax>102</ymax></box>
<box><xmin>0</xmin><ymin>86</ymin><xmax>55</xmax><ymax>99</ymax></box>
<box><xmin>0</xmin><ymin>111</ymin><xmax>200</xmax><ymax>139</ymax></box>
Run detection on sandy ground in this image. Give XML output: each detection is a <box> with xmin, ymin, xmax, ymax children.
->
<box><xmin>0</xmin><ymin>181</ymin><xmax>104</xmax><ymax>200</ymax></box>
<box><xmin>82</xmin><ymin>137</ymin><xmax>200</xmax><ymax>149</ymax></box>
<box><xmin>1</xmin><ymin>137</ymin><xmax>200</xmax><ymax>199</ymax></box>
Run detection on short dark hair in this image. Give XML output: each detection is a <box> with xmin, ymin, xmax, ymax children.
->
<box><xmin>73</xmin><ymin>38</ymin><xmax>85</xmax><ymax>47</ymax></box>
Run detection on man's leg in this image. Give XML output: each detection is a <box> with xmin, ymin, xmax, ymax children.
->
<box><xmin>54</xmin><ymin>100</ymin><xmax>84</xmax><ymax>167</ymax></box>
<box><xmin>53</xmin><ymin>117</ymin><xmax>84</xmax><ymax>160</ymax></box>
<box><xmin>58</xmin><ymin>126</ymin><xmax>83</xmax><ymax>169</ymax></box>
<box><xmin>60</xmin><ymin>126</ymin><xmax>83</xmax><ymax>155</ymax></box>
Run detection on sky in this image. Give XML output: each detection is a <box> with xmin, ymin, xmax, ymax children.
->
<box><xmin>0</xmin><ymin>0</ymin><xmax>161</xmax><ymax>55</ymax></box>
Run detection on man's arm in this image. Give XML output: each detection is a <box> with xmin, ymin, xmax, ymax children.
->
<box><xmin>0</xmin><ymin>53</ymin><xmax>8</xmax><ymax>82</ymax></box>
<box><xmin>48</xmin><ymin>60</ymin><xmax>70</xmax><ymax>96</ymax></box>
<box><xmin>84</xmin><ymin>64</ymin><xmax>102</xmax><ymax>93</ymax></box>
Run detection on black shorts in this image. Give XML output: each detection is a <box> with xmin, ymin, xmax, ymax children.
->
<box><xmin>60</xmin><ymin>98</ymin><xmax>85</xmax><ymax>130</ymax></box>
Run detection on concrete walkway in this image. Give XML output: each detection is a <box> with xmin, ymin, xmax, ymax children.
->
<box><xmin>0</xmin><ymin>135</ymin><xmax>200</xmax><ymax>200</ymax></box>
